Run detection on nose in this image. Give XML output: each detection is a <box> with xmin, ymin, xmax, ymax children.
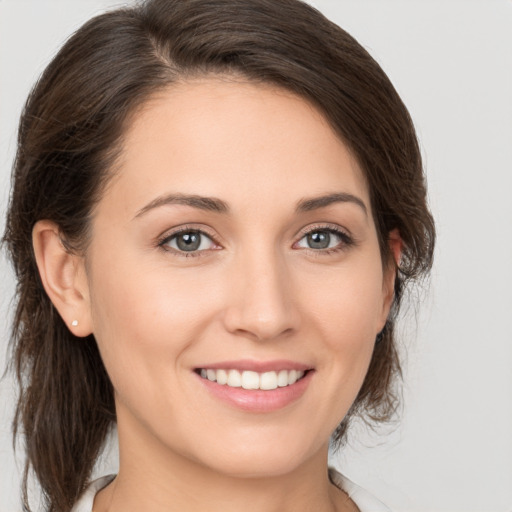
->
<box><xmin>222</xmin><ymin>248</ymin><xmax>300</xmax><ymax>341</ymax></box>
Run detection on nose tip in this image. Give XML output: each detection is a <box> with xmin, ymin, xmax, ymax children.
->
<box><xmin>222</xmin><ymin>257</ymin><xmax>299</xmax><ymax>341</ymax></box>
<box><xmin>233</xmin><ymin>310</ymin><xmax>295</xmax><ymax>342</ymax></box>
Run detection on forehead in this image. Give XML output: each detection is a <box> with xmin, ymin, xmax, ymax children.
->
<box><xmin>100</xmin><ymin>78</ymin><xmax>370</xmax><ymax>218</ymax></box>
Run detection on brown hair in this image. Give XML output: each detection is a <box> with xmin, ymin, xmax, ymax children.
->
<box><xmin>3</xmin><ymin>0</ymin><xmax>435</xmax><ymax>510</ymax></box>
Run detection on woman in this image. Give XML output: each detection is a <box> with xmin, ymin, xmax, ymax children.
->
<box><xmin>3</xmin><ymin>0</ymin><xmax>435</xmax><ymax>511</ymax></box>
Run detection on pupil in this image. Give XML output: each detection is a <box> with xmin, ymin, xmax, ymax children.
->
<box><xmin>177</xmin><ymin>232</ymin><xmax>200</xmax><ymax>251</ymax></box>
<box><xmin>308</xmin><ymin>231</ymin><xmax>330</xmax><ymax>249</ymax></box>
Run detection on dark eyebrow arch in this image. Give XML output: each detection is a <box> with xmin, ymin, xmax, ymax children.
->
<box><xmin>296</xmin><ymin>192</ymin><xmax>368</xmax><ymax>216</ymax></box>
<box><xmin>134</xmin><ymin>193</ymin><xmax>229</xmax><ymax>219</ymax></box>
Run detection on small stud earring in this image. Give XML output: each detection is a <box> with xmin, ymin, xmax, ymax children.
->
<box><xmin>71</xmin><ymin>320</ymin><xmax>78</xmax><ymax>327</ymax></box>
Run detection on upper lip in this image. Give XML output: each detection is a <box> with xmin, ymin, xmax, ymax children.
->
<box><xmin>195</xmin><ymin>359</ymin><xmax>313</xmax><ymax>373</ymax></box>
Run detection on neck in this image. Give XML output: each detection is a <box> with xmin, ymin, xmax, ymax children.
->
<box><xmin>94</xmin><ymin>417</ymin><xmax>352</xmax><ymax>512</ymax></box>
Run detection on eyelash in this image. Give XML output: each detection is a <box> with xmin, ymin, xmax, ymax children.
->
<box><xmin>157</xmin><ymin>224</ymin><xmax>355</xmax><ymax>258</ymax></box>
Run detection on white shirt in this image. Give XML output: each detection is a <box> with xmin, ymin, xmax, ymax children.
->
<box><xmin>71</xmin><ymin>468</ymin><xmax>390</xmax><ymax>512</ymax></box>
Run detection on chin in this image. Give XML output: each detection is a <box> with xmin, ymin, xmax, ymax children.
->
<box><xmin>189</xmin><ymin>432</ymin><xmax>325</xmax><ymax>479</ymax></box>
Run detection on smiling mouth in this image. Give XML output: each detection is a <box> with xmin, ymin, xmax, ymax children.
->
<box><xmin>196</xmin><ymin>368</ymin><xmax>309</xmax><ymax>391</ymax></box>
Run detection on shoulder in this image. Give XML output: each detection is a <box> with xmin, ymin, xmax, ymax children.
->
<box><xmin>71</xmin><ymin>475</ymin><xmax>115</xmax><ymax>512</ymax></box>
<box><xmin>329</xmin><ymin>467</ymin><xmax>392</xmax><ymax>512</ymax></box>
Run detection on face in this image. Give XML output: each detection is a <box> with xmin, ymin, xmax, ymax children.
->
<box><xmin>81</xmin><ymin>78</ymin><xmax>395</xmax><ymax>478</ymax></box>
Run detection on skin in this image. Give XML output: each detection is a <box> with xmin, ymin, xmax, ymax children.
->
<box><xmin>33</xmin><ymin>78</ymin><xmax>399</xmax><ymax>512</ymax></box>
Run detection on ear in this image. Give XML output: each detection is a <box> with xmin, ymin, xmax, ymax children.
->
<box><xmin>32</xmin><ymin>220</ymin><xmax>93</xmax><ymax>337</ymax></box>
<box><xmin>380</xmin><ymin>228</ymin><xmax>403</xmax><ymax>328</ymax></box>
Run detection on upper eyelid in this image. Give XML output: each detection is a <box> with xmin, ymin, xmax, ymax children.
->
<box><xmin>295</xmin><ymin>222</ymin><xmax>352</xmax><ymax>239</ymax></box>
<box><xmin>157</xmin><ymin>224</ymin><xmax>220</xmax><ymax>245</ymax></box>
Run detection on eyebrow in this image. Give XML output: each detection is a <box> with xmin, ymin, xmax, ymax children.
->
<box><xmin>296</xmin><ymin>192</ymin><xmax>368</xmax><ymax>216</ymax></box>
<box><xmin>134</xmin><ymin>193</ymin><xmax>229</xmax><ymax>219</ymax></box>
<box><xmin>134</xmin><ymin>191</ymin><xmax>367</xmax><ymax>219</ymax></box>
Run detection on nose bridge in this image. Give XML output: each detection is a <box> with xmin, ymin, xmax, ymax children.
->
<box><xmin>223</xmin><ymin>242</ymin><xmax>298</xmax><ymax>340</ymax></box>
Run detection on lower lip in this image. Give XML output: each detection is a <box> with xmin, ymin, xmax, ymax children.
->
<box><xmin>196</xmin><ymin>371</ymin><xmax>314</xmax><ymax>413</ymax></box>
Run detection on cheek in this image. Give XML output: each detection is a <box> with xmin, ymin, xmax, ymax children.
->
<box><xmin>87</xmin><ymin>258</ymin><xmax>218</xmax><ymax>393</ymax></box>
<box><xmin>304</xmin><ymin>261</ymin><xmax>385</xmax><ymax>344</ymax></box>
<box><xmin>299</xmin><ymin>257</ymin><xmax>385</xmax><ymax>399</ymax></box>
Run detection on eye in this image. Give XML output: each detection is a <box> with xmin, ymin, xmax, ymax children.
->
<box><xmin>295</xmin><ymin>227</ymin><xmax>351</xmax><ymax>251</ymax></box>
<box><xmin>161</xmin><ymin>230</ymin><xmax>217</xmax><ymax>253</ymax></box>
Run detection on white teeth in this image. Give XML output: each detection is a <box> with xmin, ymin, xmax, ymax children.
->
<box><xmin>216</xmin><ymin>369</ymin><xmax>228</xmax><ymax>385</ymax></box>
<box><xmin>199</xmin><ymin>368</ymin><xmax>306</xmax><ymax>390</ymax></box>
<box><xmin>277</xmin><ymin>369</ymin><xmax>289</xmax><ymax>387</ymax></box>
<box><xmin>241</xmin><ymin>371</ymin><xmax>260</xmax><ymax>390</ymax></box>
<box><xmin>227</xmin><ymin>369</ymin><xmax>242</xmax><ymax>387</ymax></box>
<box><xmin>260</xmin><ymin>371</ymin><xmax>278</xmax><ymax>390</ymax></box>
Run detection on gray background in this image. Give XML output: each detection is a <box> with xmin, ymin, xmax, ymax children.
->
<box><xmin>1</xmin><ymin>1</ymin><xmax>511</xmax><ymax>511</ymax></box>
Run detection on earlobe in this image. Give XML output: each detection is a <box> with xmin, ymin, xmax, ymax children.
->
<box><xmin>32</xmin><ymin>220</ymin><xmax>93</xmax><ymax>337</ymax></box>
